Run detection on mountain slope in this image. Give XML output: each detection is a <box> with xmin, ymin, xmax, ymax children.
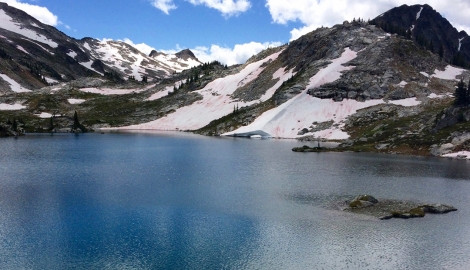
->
<box><xmin>0</xmin><ymin>2</ymin><xmax>200</xmax><ymax>93</ymax></box>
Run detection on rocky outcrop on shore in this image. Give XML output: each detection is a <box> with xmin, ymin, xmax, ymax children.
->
<box><xmin>344</xmin><ymin>194</ymin><xmax>457</xmax><ymax>220</ymax></box>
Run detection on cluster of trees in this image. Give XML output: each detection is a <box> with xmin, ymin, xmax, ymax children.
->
<box><xmin>0</xmin><ymin>48</ymin><xmax>12</xmax><ymax>60</ymax></box>
<box><xmin>454</xmin><ymin>79</ymin><xmax>470</xmax><ymax>107</ymax></box>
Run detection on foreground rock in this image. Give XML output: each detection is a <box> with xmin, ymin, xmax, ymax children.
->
<box><xmin>344</xmin><ymin>194</ymin><xmax>457</xmax><ymax>220</ymax></box>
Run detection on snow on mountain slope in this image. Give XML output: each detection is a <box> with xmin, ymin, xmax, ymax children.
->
<box><xmin>0</xmin><ymin>74</ymin><xmax>32</xmax><ymax>93</ymax></box>
<box><xmin>151</xmin><ymin>53</ymin><xmax>201</xmax><ymax>73</ymax></box>
<box><xmin>76</xmin><ymin>39</ymin><xmax>200</xmax><ymax>80</ymax></box>
<box><xmin>119</xmin><ymin>50</ymin><xmax>291</xmax><ymax>130</ymax></box>
<box><xmin>0</xmin><ymin>9</ymin><xmax>58</xmax><ymax>48</ymax></box>
<box><xmin>225</xmin><ymin>48</ymin><xmax>384</xmax><ymax>139</ymax></box>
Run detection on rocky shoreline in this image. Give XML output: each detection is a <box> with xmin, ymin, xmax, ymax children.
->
<box><xmin>342</xmin><ymin>195</ymin><xmax>457</xmax><ymax>220</ymax></box>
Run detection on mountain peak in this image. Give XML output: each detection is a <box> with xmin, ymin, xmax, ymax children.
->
<box><xmin>372</xmin><ymin>4</ymin><xmax>470</xmax><ymax>68</ymax></box>
<box><xmin>175</xmin><ymin>49</ymin><xmax>197</xmax><ymax>61</ymax></box>
<box><xmin>149</xmin><ymin>50</ymin><xmax>166</xmax><ymax>58</ymax></box>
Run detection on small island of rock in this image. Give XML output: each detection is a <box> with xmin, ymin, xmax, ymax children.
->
<box><xmin>343</xmin><ymin>195</ymin><xmax>457</xmax><ymax>220</ymax></box>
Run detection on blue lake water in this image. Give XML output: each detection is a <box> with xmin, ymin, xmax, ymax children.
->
<box><xmin>1</xmin><ymin>131</ymin><xmax>470</xmax><ymax>269</ymax></box>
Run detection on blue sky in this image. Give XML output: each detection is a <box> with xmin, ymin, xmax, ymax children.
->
<box><xmin>3</xmin><ymin>0</ymin><xmax>470</xmax><ymax>65</ymax></box>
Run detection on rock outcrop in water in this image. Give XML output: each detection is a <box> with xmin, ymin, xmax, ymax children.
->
<box><xmin>344</xmin><ymin>194</ymin><xmax>457</xmax><ymax>220</ymax></box>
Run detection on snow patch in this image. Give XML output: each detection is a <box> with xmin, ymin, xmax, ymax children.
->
<box><xmin>79</xmin><ymin>61</ymin><xmax>104</xmax><ymax>76</ymax></box>
<box><xmin>428</xmin><ymin>93</ymin><xmax>447</xmax><ymax>99</ymax></box>
<box><xmin>67</xmin><ymin>51</ymin><xmax>77</xmax><ymax>59</ymax></box>
<box><xmin>23</xmin><ymin>39</ymin><xmax>55</xmax><ymax>55</ymax></box>
<box><xmin>416</xmin><ymin>7</ymin><xmax>423</xmax><ymax>20</ymax></box>
<box><xmin>0</xmin><ymin>74</ymin><xmax>32</xmax><ymax>93</ymax></box>
<box><xmin>459</xmin><ymin>38</ymin><xmax>464</xmax><ymax>51</ymax></box>
<box><xmin>0</xmin><ymin>103</ymin><xmax>26</xmax><ymax>110</ymax></box>
<box><xmin>443</xmin><ymin>151</ymin><xmax>470</xmax><ymax>160</ymax></box>
<box><xmin>0</xmin><ymin>10</ymin><xmax>58</xmax><ymax>48</ymax></box>
<box><xmin>44</xmin><ymin>77</ymin><xmax>58</xmax><ymax>84</ymax></box>
<box><xmin>16</xmin><ymin>45</ymin><xmax>29</xmax><ymax>54</ymax></box>
<box><xmin>80</xmin><ymin>84</ymin><xmax>155</xmax><ymax>96</ymax></box>
<box><xmin>389</xmin><ymin>97</ymin><xmax>421</xmax><ymax>107</ymax></box>
<box><xmin>35</xmin><ymin>112</ymin><xmax>53</xmax><ymax>118</ymax></box>
<box><xmin>431</xmin><ymin>65</ymin><xmax>464</xmax><ymax>80</ymax></box>
<box><xmin>68</xmin><ymin>99</ymin><xmax>86</xmax><ymax>104</ymax></box>
<box><xmin>146</xmin><ymin>83</ymin><xmax>179</xmax><ymax>101</ymax></box>
<box><xmin>397</xmin><ymin>81</ymin><xmax>408</xmax><ymax>88</ymax></box>
<box><xmin>420</xmin><ymin>72</ymin><xmax>430</xmax><ymax>77</ymax></box>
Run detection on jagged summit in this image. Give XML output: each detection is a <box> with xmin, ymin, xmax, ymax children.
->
<box><xmin>175</xmin><ymin>49</ymin><xmax>198</xmax><ymax>61</ymax></box>
<box><xmin>372</xmin><ymin>4</ymin><xmax>470</xmax><ymax>67</ymax></box>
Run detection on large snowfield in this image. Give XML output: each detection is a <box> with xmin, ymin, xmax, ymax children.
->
<box><xmin>119</xmin><ymin>50</ymin><xmax>291</xmax><ymax>131</ymax></box>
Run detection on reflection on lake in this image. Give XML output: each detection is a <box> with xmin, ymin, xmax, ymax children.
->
<box><xmin>0</xmin><ymin>132</ymin><xmax>469</xmax><ymax>269</ymax></box>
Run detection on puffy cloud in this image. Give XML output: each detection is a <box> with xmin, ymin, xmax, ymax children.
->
<box><xmin>265</xmin><ymin>0</ymin><xmax>470</xmax><ymax>40</ymax></box>
<box><xmin>187</xmin><ymin>0</ymin><xmax>251</xmax><ymax>16</ymax></box>
<box><xmin>122</xmin><ymin>38</ymin><xmax>157</xmax><ymax>55</ymax></box>
<box><xmin>3</xmin><ymin>0</ymin><xmax>59</xmax><ymax>26</ymax></box>
<box><xmin>150</xmin><ymin>0</ymin><xmax>177</xmax><ymax>14</ymax></box>
<box><xmin>189</xmin><ymin>41</ymin><xmax>281</xmax><ymax>65</ymax></box>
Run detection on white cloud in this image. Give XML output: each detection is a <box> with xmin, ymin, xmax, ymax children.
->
<box><xmin>3</xmin><ymin>0</ymin><xmax>59</xmax><ymax>26</ymax></box>
<box><xmin>265</xmin><ymin>0</ymin><xmax>470</xmax><ymax>41</ymax></box>
<box><xmin>150</xmin><ymin>0</ymin><xmax>177</xmax><ymax>14</ymax></box>
<box><xmin>187</xmin><ymin>41</ymin><xmax>281</xmax><ymax>65</ymax></box>
<box><xmin>123</xmin><ymin>38</ymin><xmax>157</xmax><ymax>55</ymax></box>
<box><xmin>187</xmin><ymin>0</ymin><xmax>251</xmax><ymax>16</ymax></box>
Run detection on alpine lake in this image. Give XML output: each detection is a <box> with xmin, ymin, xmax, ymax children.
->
<box><xmin>1</xmin><ymin>131</ymin><xmax>469</xmax><ymax>269</ymax></box>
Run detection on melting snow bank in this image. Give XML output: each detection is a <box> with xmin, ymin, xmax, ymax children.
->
<box><xmin>443</xmin><ymin>151</ymin><xmax>470</xmax><ymax>160</ymax></box>
<box><xmin>0</xmin><ymin>103</ymin><xmax>26</xmax><ymax>110</ymax></box>
<box><xmin>79</xmin><ymin>84</ymin><xmax>156</xmax><ymax>95</ymax></box>
<box><xmin>431</xmin><ymin>65</ymin><xmax>465</xmax><ymax>80</ymax></box>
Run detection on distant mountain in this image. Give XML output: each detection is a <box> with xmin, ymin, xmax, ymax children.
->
<box><xmin>371</xmin><ymin>4</ymin><xmax>470</xmax><ymax>68</ymax></box>
<box><xmin>0</xmin><ymin>2</ymin><xmax>200</xmax><ymax>91</ymax></box>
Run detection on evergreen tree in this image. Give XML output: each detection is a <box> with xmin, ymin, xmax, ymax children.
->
<box><xmin>73</xmin><ymin>111</ymin><xmax>80</xmax><ymax>130</ymax></box>
<box><xmin>454</xmin><ymin>79</ymin><xmax>468</xmax><ymax>106</ymax></box>
<box><xmin>49</xmin><ymin>116</ymin><xmax>54</xmax><ymax>131</ymax></box>
<box><xmin>467</xmin><ymin>79</ymin><xmax>470</xmax><ymax>107</ymax></box>
<box><xmin>12</xmin><ymin>119</ymin><xmax>17</xmax><ymax>132</ymax></box>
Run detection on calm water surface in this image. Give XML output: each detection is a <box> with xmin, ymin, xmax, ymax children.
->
<box><xmin>1</xmin><ymin>132</ymin><xmax>469</xmax><ymax>269</ymax></box>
